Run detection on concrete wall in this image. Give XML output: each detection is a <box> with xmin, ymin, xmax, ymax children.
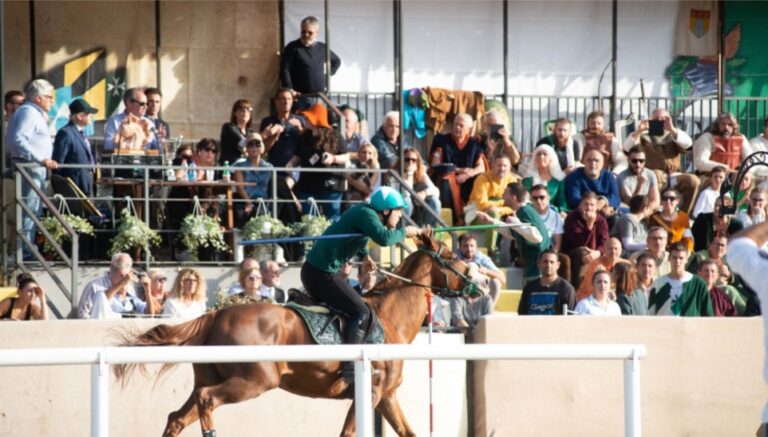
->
<box><xmin>0</xmin><ymin>321</ymin><xmax>467</xmax><ymax>436</ymax></box>
<box><xmin>473</xmin><ymin>315</ymin><xmax>768</xmax><ymax>437</ymax></box>
<box><xmin>2</xmin><ymin>1</ymin><xmax>280</xmax><ymax>139</ymax></box>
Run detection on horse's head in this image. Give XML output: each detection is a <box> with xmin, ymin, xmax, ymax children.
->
<box><xmin>408</xmin><ymin>232</ymin><xmax>480</xmax><ymax>298</ymax></box>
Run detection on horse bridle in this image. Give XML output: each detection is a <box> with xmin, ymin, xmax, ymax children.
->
<box><xmin>379</xmin><ymin>245</ymin><xmax>479</xmax><ymax>298</ymax></box>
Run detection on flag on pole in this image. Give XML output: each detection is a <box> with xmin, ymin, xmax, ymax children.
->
<box><xmin>675</xmin><ymin>1</ymin><xmax>718</xmax><ymax>57</ymax></box>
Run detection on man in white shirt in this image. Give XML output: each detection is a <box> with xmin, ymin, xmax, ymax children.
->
<box><xmin>727</xmin><ymin>219</ymin><xmax>768</xmax><ymax>431</ymax></box>
<box><xmin>77</xmin><ymin>252</ymin><xmax>143</xmax><ymax>319</ymax></box>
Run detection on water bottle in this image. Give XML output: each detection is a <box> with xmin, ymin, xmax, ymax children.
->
<box><xmin>187</xmin><ymin>161</ymin><xmax>197</xmax><ymax>182</ymax></box>
<box><xmin>222</xmin><ymin>161</ymin><xmax>231</xmax><ymax>182</ymax></box>
<box><xmin>166</xmin><ymin>161</ymin><xmax>176</xmax><ymax>181</ymax></box>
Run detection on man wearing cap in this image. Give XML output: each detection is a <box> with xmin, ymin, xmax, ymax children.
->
<box><xmin>300</xmin><ymin>186</ymin><xmax>422</xmax><ymax>384</ymax></box>
<box><xmin>52</xmin><ymin>98</ymin><xmax>98</xmax><ymax>196</ymax></box>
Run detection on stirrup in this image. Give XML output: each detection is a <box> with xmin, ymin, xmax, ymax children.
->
<box><xmin>202</xmin><ymin>430</ymin><xmax>217</xmax><ymax>437</ymax></box>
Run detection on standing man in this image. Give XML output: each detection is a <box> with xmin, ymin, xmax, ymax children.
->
<box><xmin>280</xmin><ymin>16</ymin><xmax>341</xmax><ymax>104</ymax></box>
<box><xmin>103</xmin><ymin>87</ymin><xmax>159</xmax><ymax>151</ymax></box>
<box><xmin>370</xmin><ymin>111</ymin><xmax>401</xmax><ymax>171</ymax></box>
<box><xmin>5</xmin><ymin>79</ymin><xmax>58</xmax><ymax>260</ymax></box>
<box><xmin>144</xmin><ymin>87</ymin><xmax>170</xmax><ymax>141</ymax></box>
<box><xmin>617</xmin><ymin>146</ymin><xmax>660</xmax><ymax>211</ymax></box>
<box><xmin>501</xmin><ymin>182</ymin><xmax>549</xmax><ymax>282</ymax></box>
<box><xmin>623</xmin><ymin>108</ymin><xmax>699</xmax><ymax>213</ymax></box>
<box><xmin>648</xmin><ymin>242</ymin><xmax>713</xmax><ymax>316</ymax></box>
<box><xmin>518</xmin><ymin>249</ymin><xmax>576</xmax><ymax>315</ymax></box>
<box><xmin>52</xmin><ymin>99</ymin><xmax>98</xmax><ymax>196</ymax></box>
<box><xmin>727</xmin><ymin>220</ymin><xmax>768</xmax><ymax>432</ymax></box>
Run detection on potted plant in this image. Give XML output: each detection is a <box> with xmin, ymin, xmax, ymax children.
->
<box><xmin>291</xmin><ymin>197</ymin><xmax>332</xmax><ymax>251</ymax></box>
<box><xmin>110</xmin><ymin>208</ymin><xmax>162</xmax><ymax>257</ymax></box>
<box><xmin>179</xmin><ymin>213</ymin><xmax>230</xmax><ymax>261</ymax></box>
<box><xmin>241</xmin><ymin>212</ymin><xmax>293</xmax><ymax>261</ymax></box>
<box><xmin>40</xmin><ymin>213</ymin><xmax>95</xmax><ymax>255</ymax></box>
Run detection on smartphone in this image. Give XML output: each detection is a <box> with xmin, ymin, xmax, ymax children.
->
<box><xmin>649</xmin><ymin>119</ymin><xmax>665</xmax><ymax>136</ymax></box>
<box><xmin>490</xmin><ymin>124</ymin><xmax>504</xmax><ymax>141</ymax></box>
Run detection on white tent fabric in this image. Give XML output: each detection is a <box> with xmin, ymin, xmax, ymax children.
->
<box><xmin>284</xmin><ymin>0</ymin><xmax>680</xmax><ymax>97</ymax></box>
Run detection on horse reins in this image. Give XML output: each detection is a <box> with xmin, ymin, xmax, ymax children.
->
<box><xmin>377</xmin><ymin>247</ymin><xmax>479</xmax><ymax>298</ymax></box>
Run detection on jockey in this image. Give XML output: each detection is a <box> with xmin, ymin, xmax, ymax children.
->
<box><xmin>300</xmin><ymin>186</ymin><xmax>423</xmax><ymax>382</ymax></box>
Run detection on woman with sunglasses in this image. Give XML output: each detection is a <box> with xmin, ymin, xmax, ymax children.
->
<box><xmin>649</xmin><ymin>188</ymin><xmax>694</xmax><ymax>252</ymax></box>
<box><xmin>227</xmin><ymin>267</ymin><xmax>279</xmax><ymax>304</ymax></box>
<box><xmin>396</xmin><ymin>148</ymin><xmax>441</xmax><ymax>226</ymax></box>
<box><xmin>220</xmin><ymin>99</ymin><xmax>254</xmax><ymax>165</ymax></box>
<box><xmin>139</xmin><ymin>269</ymin><xmax>169</xmax><ymax>316</ymax></box>
<box><xmin>0</xmin><ymin>273</ymin><xmax>48</xmax><ymax>320</ymax></box>
<box><xmin>522</xmin><ymin>144</ymin><xmax>567</xmax><ymax>213</ymax></box>
<box><xmin>162</xmin><ymin>268</ymin><xmax>206</xmax><ymax>318</ymax></box>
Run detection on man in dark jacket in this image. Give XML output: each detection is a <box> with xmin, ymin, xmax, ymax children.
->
<box><xmin>280</xmin><ymin>16</ymin><xmax>341</xmax><ymax>102</ymax></box>
<box><xmin>52</xmin><ymin>98</ymin><xmax>98</xmax><ymax>196</ymax></box>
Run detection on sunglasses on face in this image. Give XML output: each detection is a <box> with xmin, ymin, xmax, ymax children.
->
<box><xmin>404</xmin><ymin>157</ymin><xmax>417</xmax><ymax>163</ymax></box>
<box><xmin>662</xmin><ymin>196</ymin><xmax>677</xmax><ymax>201</ymax></box>
<box><xmin>532</xmin><ymin>195</ymin><xmax>547</xmax><ymax>200</ymax></box>
<box><xmin>154</xmin><ymin>277</ymin><xmax>167</xmax><ymax>282</ymax></box>
<box><xmin>631</xmin><ymin>159</ymin><xmax>645</xmax><ymax>164</ymax></box>
<box><xmin>180</xmin><ymin>154</ymin><xmax>194</xmax><ymax>160</ymax></box>
<box><xmin>247</xmin><ymin>275</ymin><xmax>261</xmax><ymax>281</ymax></box>
<box><xmin>130</xmin><ymin>99</ymin><xmax>148</xmax><ymax>107</ymax></box>
<box><xmin>246</xmin><ymin>142</ymin><xmax>263</xmax><ymax>148</ymax></box>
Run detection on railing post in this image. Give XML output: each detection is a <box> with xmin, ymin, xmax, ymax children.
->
<box><xmin>354</xmin><ymin>347</ymin><xmax>373</xmax><ymax>437</ymax></box>
<box><xmin>623</xmin><ymin>348</ymin><xmax>642</xmax><ymax>437</ymax></box>
<box><xmin>91</xmin><ymin>349</ymin><xmax>109</xmax><ymax>437</ymax></box>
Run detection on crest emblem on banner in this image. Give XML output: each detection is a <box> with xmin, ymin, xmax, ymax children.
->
<box><xmin>689</xmin><ymin>9</ymin><xmax>711</xmax><ymax>38</ymax></box>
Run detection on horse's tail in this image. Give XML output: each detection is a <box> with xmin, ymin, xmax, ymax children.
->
<box><xmin>112</xmin><ymin>311</ymin><xmax>218</xmax><ymax>387</ymax></box>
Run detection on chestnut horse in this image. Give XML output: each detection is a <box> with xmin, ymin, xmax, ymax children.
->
<box><xmin>114</xmin><ymin>233</ymin><xmax>475</xmax><ymax>437</ymax></box>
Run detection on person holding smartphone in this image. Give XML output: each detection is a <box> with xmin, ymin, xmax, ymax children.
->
<box><xmin>623</xmin><ymin>108</ymin><xmax>700</xmax><ymax>214</ymax></box>
<box><xmin>0</xmin><ymin>273</ymin><xmax>48</xmax><ymax>320</ymax></box>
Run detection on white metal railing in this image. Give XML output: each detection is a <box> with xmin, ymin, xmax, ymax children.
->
<box><xmin>0</xmin><ymin>343</ymin><xmax>646</xmax><ymax>437</ymax></box>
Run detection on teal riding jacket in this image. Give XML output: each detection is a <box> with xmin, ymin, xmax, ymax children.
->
<box><xmin>306</xmin><ymin>203</ymin><xmax>407</xmax><ymax>274</ymax></box>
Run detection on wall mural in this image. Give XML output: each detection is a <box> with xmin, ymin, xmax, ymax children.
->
<box><xmin>42</xmin><ymin>48</ymin><xmax>126</xmax><ymax>135</ymax></box>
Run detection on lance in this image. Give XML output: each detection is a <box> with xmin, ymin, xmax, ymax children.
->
<box><xmin>239</xmin><ymin>222</ymin><xmax>524</xmax><ymax>246</ymax></box>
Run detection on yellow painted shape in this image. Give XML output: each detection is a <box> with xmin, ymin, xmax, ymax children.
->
<box><xmin>64</xmin><ymin>50</ymin><xmax>102</xmax><ymax>86</ymax></box>
<box><xmin>81</xmin><ymin>78</ymin><xmax>107</xmax><ymax>121</ymax></box>
<box><xmin>0</xmin><ymin>287</ymin><xmax>18</xmax><ymax>301</ymax></box>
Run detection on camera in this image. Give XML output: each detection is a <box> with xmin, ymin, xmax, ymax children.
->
<box><xmin>490</xmin><ymin>124</ymin><xmax>504</xmax><ymax>141</ymax></box>
<box><xmin>648</xmin><ymin>119</ymin><xmax>665</xmax><ymax>136</ymax></box>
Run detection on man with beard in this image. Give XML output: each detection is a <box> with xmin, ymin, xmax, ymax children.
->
<box><xmin>574</xmin><ymin>111</ymin><xmax>626</xmax><ymax>174</ymax></box>
<box><xmin>536</xmin><ymin>117</ymin><xmax>581</xmax><ymax>175</ymax></box>
<box><xmin>694</xmin><ymin>112</ymin><xmax>752</xmax><ymax>173</ymax></box>
<box><xmin>623</xmin><ymin>108</ymin><xmax>699</xmax><ymax>213</ymax></box>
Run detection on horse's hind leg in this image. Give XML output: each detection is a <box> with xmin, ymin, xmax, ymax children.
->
<box><xmin>377</xmin><ymin>393</ymin><xmax>416</xmax><ymax>437</ymax></box>
<box><xmin>194</xmin><ymin>373</ymin><xmax>278</xmax><ymax>435</ymax></box>
<box><xmin>162</xmin><ymin>392</ymin><xmax>198</xmax><ymax>437</ymax></box>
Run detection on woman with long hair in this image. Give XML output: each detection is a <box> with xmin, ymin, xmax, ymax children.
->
<box><xmin>522</xmin><ymin>144</ymin><xmax>567</xmax><ymax>212</ymax></box>
<box><xmin>162</xmin><ymin>268</ymin><xmax>206</xmax><ymax>318</ymax></box>
<box><xmin>614</xmin><ymin>262</ymin><xmax>647</xmax><ymax>315</ymax></box>
<box><xmin>219</xmin><ymin>99</ymin><xmax>254</xmax><ymax>165</ymax></box>
<box><xmin>396</xmin><ymin>147</ymin><xmax>441</xmax><ymax>226</ymax></box>
<box><xmin>0</xmin><ymin>273</ymin><xmax>47</xmax><ymax>320</ymax></box>
<box><xmin>290</xmin><ymin>103</ymin><xmax>350</xmax><ymax>221</ymax></box>
<box><xmin>649</xmin><ymin>188</ymin><xmax>693</xmax><ymax>252</ymax></box>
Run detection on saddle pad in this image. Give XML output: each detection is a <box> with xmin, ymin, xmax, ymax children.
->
<box><xmin>285</xmin><ymin>302</ymin><xmax>385</xmax><ymax>346</ymax></box>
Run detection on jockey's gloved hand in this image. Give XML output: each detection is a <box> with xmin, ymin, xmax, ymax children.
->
<box><xmin>363</xmin><ymin>255</ymin><xmax>378</xmax><ymax>274</ymax></box>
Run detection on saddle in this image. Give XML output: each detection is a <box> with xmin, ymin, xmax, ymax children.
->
<box><xmin>285</xmin><ymin>289</ymin><xmax>385</xmax><ymax>346</ymax></box>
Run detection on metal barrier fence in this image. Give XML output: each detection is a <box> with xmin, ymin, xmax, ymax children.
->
<box><xmin>0</xmin><ymin>343</ymin><xmax>647</xmax><ymax>437</ymax></box>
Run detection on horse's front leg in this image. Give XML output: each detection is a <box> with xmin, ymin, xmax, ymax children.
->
<box><xmin>377</xmin><ymin>392</ymin><xmax>416</xmax><ymax>437</ymax></box>
<box><xmin>339</xmin><ymin>362</ymin><xmax>386</xmax><ymax>437</ymax></box>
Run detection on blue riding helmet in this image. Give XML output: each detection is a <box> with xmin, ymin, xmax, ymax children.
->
<box><xmin>369</xmin><ymin>187</ymin><xmax>405</xmax><ymax>212</ymax></box>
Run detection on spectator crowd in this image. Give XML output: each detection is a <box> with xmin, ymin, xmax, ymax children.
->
<box><xmin>4</xmin><ymin>15</ymin><xmax>768</xmax><ymax>324</ymax></box>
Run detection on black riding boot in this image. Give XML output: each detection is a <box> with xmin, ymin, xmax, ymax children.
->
<box><xmin>340</xmin><ymin>319</ymin><xmax>367</xmax><ymax>384</ymax></box>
